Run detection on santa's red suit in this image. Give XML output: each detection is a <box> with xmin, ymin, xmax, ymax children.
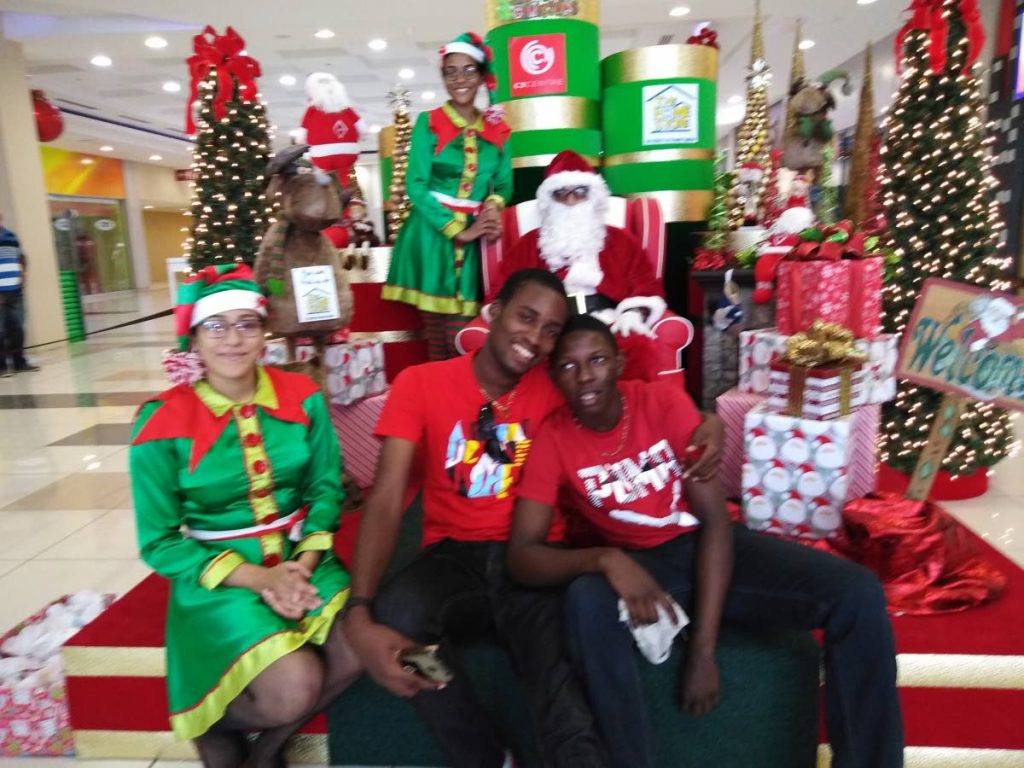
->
<box><xmin>300</xmin><ymin>105</ymin><xmax>361</xmax><ymax>178</ymax></box>
<box><xmin>489</xmin><ymin>226</ymin><xmax>674</xmax><ymax>382</ymax></box>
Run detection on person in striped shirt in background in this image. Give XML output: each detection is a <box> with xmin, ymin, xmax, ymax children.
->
<box><xmin>0</xmin><ymin>214</ymin><xmax>39</xmax><ymax>377</ymax></box>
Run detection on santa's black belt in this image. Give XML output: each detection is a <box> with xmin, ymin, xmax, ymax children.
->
<box><xmin>567</xmin><ymin>292</ymin><xmax>616</xmax><ymax>315</ymax></box>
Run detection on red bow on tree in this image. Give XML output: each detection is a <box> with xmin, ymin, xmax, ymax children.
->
<box><xmin>686</xmin><ymin>27</ymin><xmax>719</xmax><ymax>49</ymax></box>
<box><xmin>895</xmin><ymin>0</ymin><xmax>984</xmax><ymax>76</ymax></box>
<box><xmin>185</xmin><ymin>25</ymin><xmax>262</xmax><ymax>135</ymax></box>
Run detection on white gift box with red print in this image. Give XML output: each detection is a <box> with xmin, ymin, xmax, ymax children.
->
<box><xmin>259</xmin><ymin>338</ymin><xmax>315</xmax><ymax>366</ymax></box>
<box><xmin>740</xmin><ymin>327</ymin><xmax>898</xmax><ymax>404</ymax></box>
<box><xmin>741</xmin><ymin>404</ymin><xmax>880</xmax><ymax>540</ymax></box>
<box><xmin>766</xmin><ymin>362</ymin><xmax>868</xmax><ymax>421</ymax></box>
<box><xmin>326</xmin><ymin>341</ymin><xmax>387</xmax><ymax>406</ymax></box>
<box><xmin>738</xmin><ymin>329</ymin><xmax>789</xmax><ymax>395</ymax></box>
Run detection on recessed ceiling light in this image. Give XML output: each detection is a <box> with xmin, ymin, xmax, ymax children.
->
<box><xmin>669</xmin><ymin>6</ymin><xmax>691</xmax><ymax>16</ymax></box>
<box><xmin>90</xmin><ymin>54</ymin><xmax>112</xmax><ymax>67</ymax></box>
<box><xmin>162</xmin><ymin>81</ymin><xmax>181</xmax><ymax>93</ymax></box>
<box><xmin>727</xmin><ymin>94</ymin><xmax>742</xmax><ymax>105</ymax></box>
<box><xmin>368</xmin><ymin>38</ymin><xmax>387</xmax><ymax>51</ymax></box>
<box><xmin>857</xmin><ymin>0</ymin><xmax>878</xmax><ymax>4</ymax></box>
<box><xmin>149</xmin><ymin>154</ymin><xmax>163</xmax><ymax>161</ymax></box>
<box><xmin>368</xmin><ymin>124</ymin><xmax>382</xmax><ymax>134</ymax></box>
<box><xmin>144</xmin><ymin>36</ymin><xmax>167</xmax><ymax>49</ymax></box>
<box><xmin>398</xmin><ymin>68</ymin><xmax>415</xmax><ymax>80</ymax></box>
<box><xmin>81</xmin><ymin>158</ymin><xmax>95</xmax><ymax>165</ymax></box>
<box><xmin>314</xmin><ymin>29</ymin><xmax>335</xmax><ymax>39</ymax></box>
<box><xmin>279</xmin><ymin>74</ymin><xmax>297</xmax><ymax>86</ymax></box>
<box><xmin>421</xmin><ymin>90</ymin><xmax>436</xmax><ymax>100</ymax></box>
<box><xmin>143</xmin><ymin>205</ymin><xmax>154</xmax><ymax>209</ymax></box>
<box><xmin>99</xmin><ymin>145</ymin><xmax>114</xmax><ymax>152</ymax></box>
<box><xmin>799</xmin><ymin>39</ymin><xmax>815</xmax><ymax>50</ymax></box>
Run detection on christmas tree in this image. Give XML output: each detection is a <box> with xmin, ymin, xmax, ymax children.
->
<box><xmin>845</xmin><ymin>44</ymin><xmax>876</xmax><ymax>229</ymax></box>
<box><xmin>728</xmin><ymin>0</ymin><xmax>772</xmax><ymax>229</ymax></box>
<box><xmin>185</xmin><ymin>33</ymin><xmax>271</xmax><ymax>270</ymax></box>
<box><xmin>386</xmin><ymin>85</ymin><xmax>413</xmax><ymax>243</ymax></box>
<box><xmin>879</xmin><ymin>0</ymin><xmax>1014</xmax><ymax>477</ymax></box>
<box><xmin>817</xmin><ymin>143</ymin><xmax>838</xmax><ymax>225</ymax></box>
<box><xmin>704</xmin><ymin>152</ymin><xmax>732</xmax><ymax>250</ymax></box>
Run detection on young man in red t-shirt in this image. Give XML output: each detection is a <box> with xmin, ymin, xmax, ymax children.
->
<box><xmin>510</xmin><ymin>315</ymin><xmax>904</xmax><ymax>768</ymax></box>
<box><xmin>342</xmin><ymin>269</ymin><xmax>724</xmax><ymax>767</ymax></box>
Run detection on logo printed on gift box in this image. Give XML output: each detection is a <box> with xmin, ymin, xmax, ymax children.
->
<box><xmin>508</xmin><ymin>34</ymin><xmax>567</xmax><ymax>96</ymax></box>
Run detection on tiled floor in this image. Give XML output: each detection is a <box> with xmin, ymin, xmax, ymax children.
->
<box><xmin>0</xmin><ymin>287</ymin><xmax>1020</xmax><ymax>768</ymax></box>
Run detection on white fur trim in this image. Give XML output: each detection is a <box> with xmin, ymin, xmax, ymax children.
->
<box><xmin>536</xmin><ymin>170</ymin><xmax>607</xmax><ymax>205</ymax></box>
<box><xmin>305</xmin><ymin>73</ymin><xmax>350</xmax><ymax>112</ymax></box>
<box><xmin>563</xmin><ymin>260</ymin><xmax>605</xmax><ymax>294</ymax></box>
<box><xmin>442</xmin><ymin>42</ymin><xmax>485</xmax><ymax>63</ymax></box>
<box><xmin>191</xmin><ymin>290</ymin><xmax>266</xmax><ymax>328</ymax></box>
<box><xmin>308</xmin><ymin>142</ymin><xmax>360</xmax><ymax>157</ymax></box>
<box><xmin>615</xmin><ymin>295</ymin><xmax>666</xmax><ymax>327</ymax></box>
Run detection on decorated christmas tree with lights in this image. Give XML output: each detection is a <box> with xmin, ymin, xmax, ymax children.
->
<box><xmin>879</xmin><ymin>0</ymin><xmax>1014</xmax><ymax>477</ymax></box>
<box><xmin>185</xmin><ymin>32</ymin><xmax>271</xmax><ymax>270</ymax></box>
<box><xmin>386</xmin><ymin>85</ymin><xmax>414</xmax><ymax>243</ymax></box>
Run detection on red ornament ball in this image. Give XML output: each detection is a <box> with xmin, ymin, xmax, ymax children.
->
<box><xmin>32</xmin><ymin>90</ymin><xmax>64</xmax><ymax>142</ymax></box>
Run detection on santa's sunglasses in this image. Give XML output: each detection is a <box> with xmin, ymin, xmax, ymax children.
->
<box><xmin>552</xmin><ymin>186</ymin><xmax>590</xmax><ymax>203</ymax></box>
<box><xmin>478</xmin><ymin>403</ymin><xmax>510</xmax><ymax>463</ymax></box>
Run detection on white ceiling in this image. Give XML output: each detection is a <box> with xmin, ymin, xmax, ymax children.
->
<box><xmin>0</xmin><ymin>0</ymin><xmax>909</xmax><ymax>169</ymax></box>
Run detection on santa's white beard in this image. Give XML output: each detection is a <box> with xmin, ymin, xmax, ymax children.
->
<box><xmin>538</xmin><ymin>198</ymin><xmax>608</xmax><ymax>276</ymax></box>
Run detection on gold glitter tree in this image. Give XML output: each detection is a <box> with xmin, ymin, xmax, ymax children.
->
<box><xmin>729</xmin><ymin>0</ymin><xmax>772</xmax><ymax>228</ymax></box>
<box><xmin>783</xmin><ymin>20</ymin><xmax>806</xmax><ymax>150</ymax></box>
<box><xmin>845</xmin><ymin>44</ymin><xmax>875</xmax><ymax>229</ymax></box>
<box><xmin>386</xmin><ymin>84</ymin><xmax>413</xmax><ymax>242</ymax></box>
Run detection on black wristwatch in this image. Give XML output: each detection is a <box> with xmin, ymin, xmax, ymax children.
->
<box><xmin>344</xmin><ymin>595</ymin><xmax>374</xmax><ymax>615</ymax></box>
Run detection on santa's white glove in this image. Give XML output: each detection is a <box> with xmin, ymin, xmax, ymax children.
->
<box><xmin>611</xmin><ymin>310</ymin><xmax>656</xmax><ymax>338</ymax></box>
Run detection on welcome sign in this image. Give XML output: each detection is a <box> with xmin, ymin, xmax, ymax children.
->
<box><xmin>896</xmin><ymin>278</ymin><xmax>1024</xmax><ymax>411</ymax></box>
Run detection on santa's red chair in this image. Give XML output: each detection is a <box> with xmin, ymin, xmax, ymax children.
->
<box><xmin>455</xmin><ymin>195</ymin><xmax>695</xmax><ymax>382</ymax></box>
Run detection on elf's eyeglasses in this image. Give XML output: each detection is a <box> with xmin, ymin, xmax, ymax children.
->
<box><xmin>443</xmin><ymin>65</ymin><xmax>482</xmax><ymax>82</ymax></box>
<box><xmin>478</xmin><ymin>403</ymin><xmax>510</xmax><ymax>464</ymax></box>
<box><xmin>552</xmin><ymin>186</ymin><xmax>590</xmax><ymax>203</ymax></box>
<box><xmin>198</xmin><ymin>317</ymin><xmax>264</xmax><ymax>339</ymax></box>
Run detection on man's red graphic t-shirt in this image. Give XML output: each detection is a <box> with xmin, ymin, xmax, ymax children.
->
<box><xmin>517</xmin><ymin>379</ymin><xmax>703</xmax><ymax>549</ymax></box>
<box><xmin>375</xmin><ymin>353</ymin><xmax>564</xmax><ymax>546</ymax></box>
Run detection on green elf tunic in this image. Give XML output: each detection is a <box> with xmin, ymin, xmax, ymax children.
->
<box><xmin>383</xmin><ymin>102</ymin><xmax>512</xmax><ymax>316</ymax></box>
<box><xmin>129</xmin><ymin>366</ymin><xmax>350</xmax><ymax>741</ymax></box>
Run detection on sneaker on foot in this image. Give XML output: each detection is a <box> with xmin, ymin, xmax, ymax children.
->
<box><xmin>13</xmin><ymin>363</ymin><xmax>39</xmax><ymax>372</ymax></box>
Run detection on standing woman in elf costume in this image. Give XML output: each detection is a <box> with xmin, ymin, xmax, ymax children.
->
<box><xmin>131</xmin><ymin>264</ymin><xmax>361</xmax><ymax>768</ymax></box>
<box><xmin>383</xmin><ymin>32</ymin><xmax>512</xmax><ymax>360</ymax></box>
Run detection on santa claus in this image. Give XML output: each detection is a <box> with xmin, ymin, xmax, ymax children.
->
<box><xmin>297</xmin><ymin>72</ymin><xmax>365</xmax><ymax>183</ymax></box>
<box><xmin>487</xmin><ymin>150</ymin><xmax>673</xmax><ymax>380</ymax></box>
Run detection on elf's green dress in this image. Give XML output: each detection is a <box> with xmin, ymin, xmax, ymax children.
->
<box><xmin>383</xmin><ymin>102</ymin><xmax>512</xmax><ymax>316</ymax></box>
<box><xmin>129</xmin><ymin>366</ymin><xmax>349</xmax><ymax>741</ymax></box>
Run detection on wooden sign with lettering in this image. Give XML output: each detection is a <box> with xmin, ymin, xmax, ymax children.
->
<box><xmin>896</xmin><ymin>278</ymin><xmax>1023</xmax><ymax>500</ymax></box>
<box><xmin>896</xmin><ymin>278</ymin><xmax>1024</xmax><ymax>410</ymax></box>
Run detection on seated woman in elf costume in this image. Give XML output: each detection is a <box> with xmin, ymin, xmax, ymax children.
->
<box><xmin>130</xmin><ymin>264</ymin><xmax>360</xmax><ymax>767</ymax></box>
<box><xmin>383</xmin><ymin>32</ymin><xmax>511</xmax><ymax>360</ymax></box>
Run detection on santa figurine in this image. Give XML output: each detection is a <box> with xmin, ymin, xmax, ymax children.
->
<box><xmin>736</xmin><ymin>161</ymin><xmax>766</xmax><ymax>226</ymax></box>
<box><xmin>345</xmin><ymin>198</ymin><xmax>380</xmax><ymax>248</ymax></box>
<box><xmin>297</xmin><ymin>72</ymin><xmax>365</xmax><ymax>185</ymax></box>
<box><xmin>487</xmin><ymin>150</ymin><xmax>674</xmax><ymax>381</ymax></box>
<box><xmin>752</xmin><ymin>178</ymin><xmax>817</xmax><ymax>305</ymax></box>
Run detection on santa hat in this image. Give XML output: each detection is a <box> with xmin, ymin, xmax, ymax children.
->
<box><xmin>536</xmin><ymin>150</ymin><xmax>609</xmax><ymax>206</ymax></box>
<box><xmin>440</xmin><ymin>32</ymin><xmax>499</xmax><ymax>106</ymax></box>
<box><xmin>738</xmin><ymin>161</ymin><xmax>764</xmax><ymax>181</ymax></box>
<box><xmin>173</xmin><ymin>263</ymin><xmax>266</xmax><ymax>351</ymax></box>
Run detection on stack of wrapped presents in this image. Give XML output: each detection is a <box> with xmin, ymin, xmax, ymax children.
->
<box><xmin>717</xmin><ymin>223</ymin><xmax>900</xmax><ymax>540</ymax></box>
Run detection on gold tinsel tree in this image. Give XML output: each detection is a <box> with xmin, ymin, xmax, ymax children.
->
<box><xmin>729</xmin><ymin>0</ymin><xmax>772</xmax><ymax>229</ymax></box>
<box><xmin>844</xmin><ymin>44</ymin><xmax>875</xmax><ymax>229</ymax></box>
<box><xmin>346</xmin><ymin>166</ymin><xmax>365</xmax><ymax>203</ymax></box>
<box><xmin>386</xmin><ymin>85</ymin><xmax>413</xmax><ymax>243</ymax></box>
<box><xmin>782</xmin><ymin>20</ymin><xmax>806</xmax><ymax>150</ymax></box>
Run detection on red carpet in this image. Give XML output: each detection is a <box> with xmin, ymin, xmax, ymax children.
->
<box><xmin>63</xmin><ymin>513</ymin><xmax>1024</xmax><ymax>763</ymax></box>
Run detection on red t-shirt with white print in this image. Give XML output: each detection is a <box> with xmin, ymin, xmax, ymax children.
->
<box><xmin>517</xmin><ymin>379</ymin><xmax>703</xmax><ymax>549</ymax></box>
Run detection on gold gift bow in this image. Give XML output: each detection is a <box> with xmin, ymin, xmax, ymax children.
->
<box><xmin>783</xmin><ymin>321</ymin><xmax>867</xmax><ymax>418</ymax></box>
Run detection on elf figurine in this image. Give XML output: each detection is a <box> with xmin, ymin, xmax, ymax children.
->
<box><xmin>297</xmin><ymin>73</ymin><xmax>365</xmax><ymax>186</ymax></box>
